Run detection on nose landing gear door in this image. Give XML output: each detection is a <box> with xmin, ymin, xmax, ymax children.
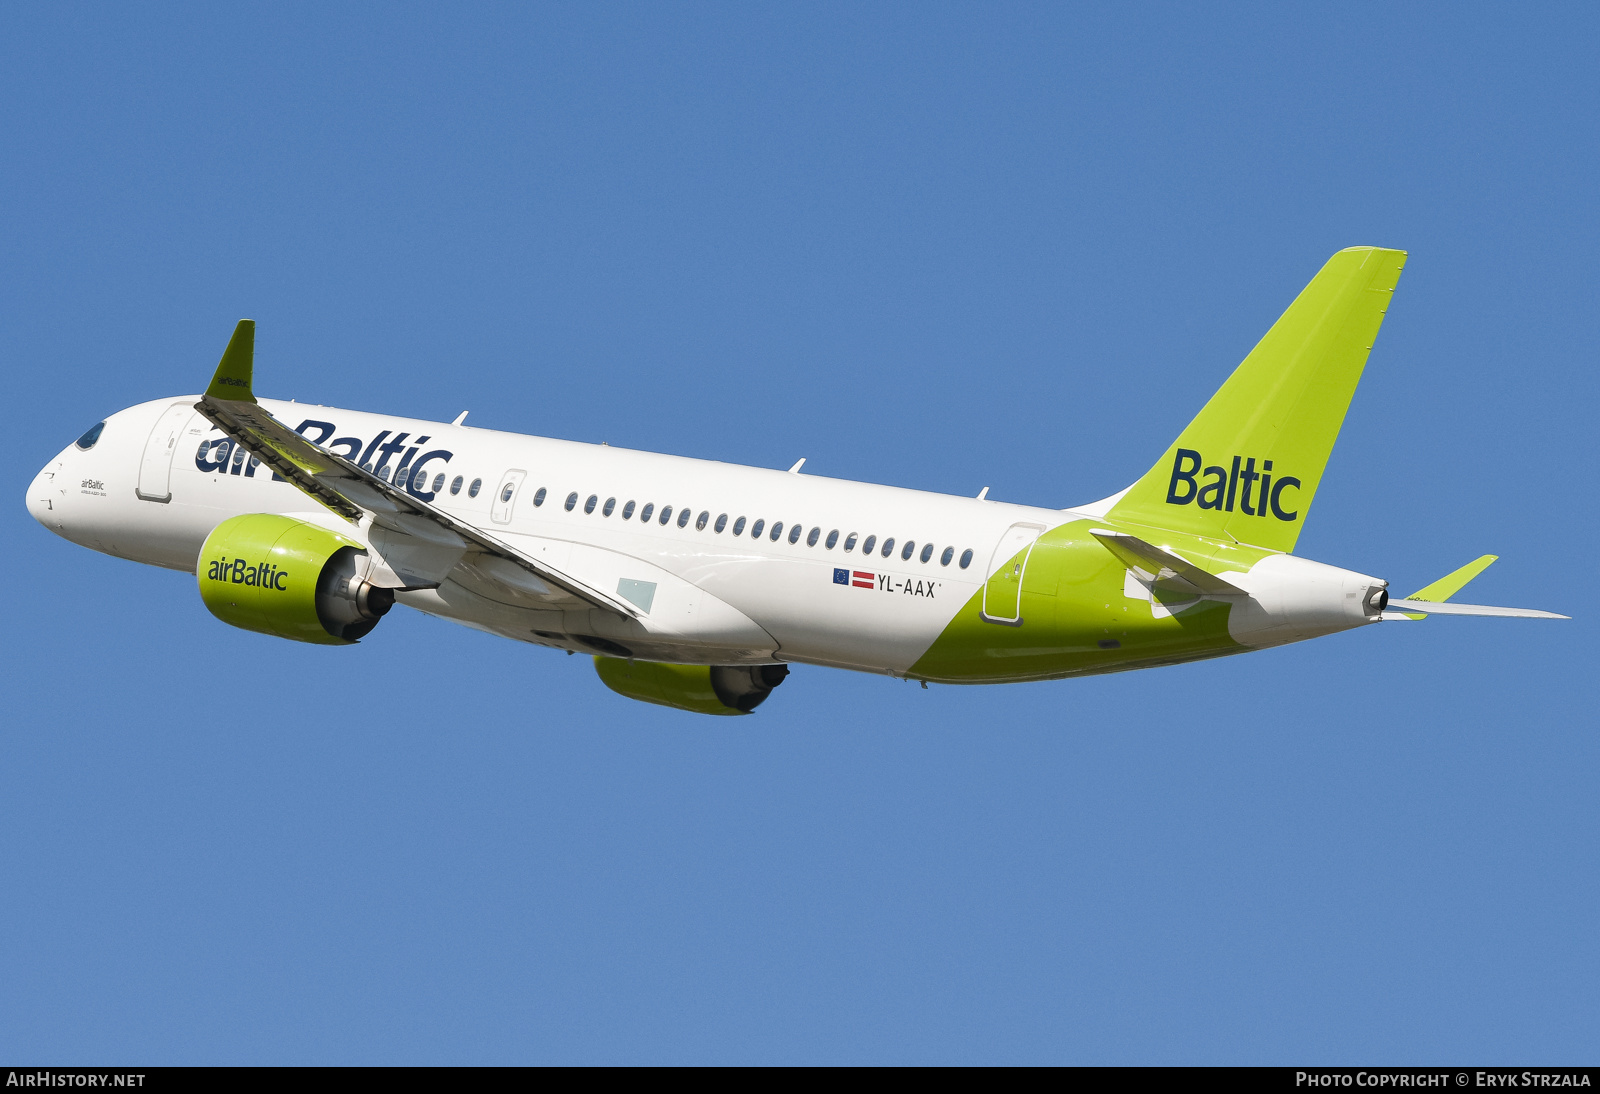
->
<box><xmin>136</xmin><ymin>402</ymin><xmax>199</xmax><ymax>502</ymax></box>
<box><xmin>491</xmin><ymin>469</ymin><xmax>527</xmax><ymax>525</ymax></box>
<box><xmin>979</xmin><ymin>522</ymin><xmax>1045</xmax><ymax>626</ymax></box>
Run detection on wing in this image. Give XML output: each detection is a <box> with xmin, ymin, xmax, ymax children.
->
<box><xmin>1090</xmin><ymin>530</ymin><xmax>1246</xmax><ymax>598</ymax></box>
<box><xmin>194</xmin><ymin>320</ymin><xmax>639</xmax><ymax>618</ymax></box>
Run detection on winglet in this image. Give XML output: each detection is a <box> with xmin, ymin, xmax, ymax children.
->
<box><xmin>1399</xmin><ymin>554</ymin><xmax>1498</xmax><ymax>620</ymax></box>
<box><xmin>204</xmin><ymin>320</ymin><xmax>256</xmax><ymax>402</ymax></box>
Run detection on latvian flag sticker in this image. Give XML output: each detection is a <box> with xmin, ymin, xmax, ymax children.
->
<box><xmin>834</xmin><ymin>568</ymin><xmax>875</xmax><ymax>589</ymax></box>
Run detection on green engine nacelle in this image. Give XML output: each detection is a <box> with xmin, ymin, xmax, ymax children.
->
<box><xmin>593</xmin><ymin>657</ymin><xmax>790</xmax><ymax>716</ymax></box>
<box><xmin>197</xmin><ymin>514</ymin><xmax>394</xmax><ymax>645</ymax></box>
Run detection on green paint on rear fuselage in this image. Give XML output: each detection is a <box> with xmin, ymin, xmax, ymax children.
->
<box><xmin>910</xmin><ymin>518</ymin><xmax>1274</xmax><ymax>684</ymax></box>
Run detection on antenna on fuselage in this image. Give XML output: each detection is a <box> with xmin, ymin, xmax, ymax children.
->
<box><xmin>452</xmin><ymin>411</ymin><xmax>468</xmax><ymax>426</ymax></box>
<box><xmin>787</xmin><ymin>458</ymin><xmax>806</xmax><ymax>474</ymax></box>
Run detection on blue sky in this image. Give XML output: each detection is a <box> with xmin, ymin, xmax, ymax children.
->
<box><xmin>2</xmin><ymin>3</ymin><xmax>1596</xmax><ymax>1064</ymax></box>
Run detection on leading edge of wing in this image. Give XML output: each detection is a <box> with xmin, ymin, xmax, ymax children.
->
<box><xmin>196</xmin><ymin>391</ymin><xmax>640</xmax><ymax>619</ymax></box>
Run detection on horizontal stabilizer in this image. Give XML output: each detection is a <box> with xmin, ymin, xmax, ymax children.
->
<box><xmin>1382</xmin><ymin>599</ymin><xmax>1568</xmax><ymax>620</ymax></box>
<box><xmin>1091</xmin><ymin>530</ymin><xmax>1245</xmax><ymax>598</ymax></box>
<box><xmin>1400</xmin><ymin>554</ymin><xmax>1499</xmax><ymax>620</ymax></box>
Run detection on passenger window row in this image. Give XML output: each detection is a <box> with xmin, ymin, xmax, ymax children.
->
<box><xmin>353</xmin><ymin>460</ymin><xmax>979</xmax><ymax>571</ymax></box>
<box><xmin>556</xmin><ymin>490</ymin><xmax>974</xmax><ymax>569</ymax></box>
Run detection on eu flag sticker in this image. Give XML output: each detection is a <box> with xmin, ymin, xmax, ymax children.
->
<box><xmin>833</xmin><ymin>568</ymin><xmax>849</xmax><ymax>585</ymax></box>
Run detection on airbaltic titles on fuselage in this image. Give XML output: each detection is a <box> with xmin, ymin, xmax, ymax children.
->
<box><xmin>195</xmin><ymin>417</ymin><xmax>455</xmax><ymax>500</ymax></box>
<box><xmin>1165</xmin><ymin>448</ymin><xmax>1302</xmax><ymax>521</ymax></box>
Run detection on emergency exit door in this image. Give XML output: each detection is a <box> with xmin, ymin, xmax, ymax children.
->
<box><xmin>491</xmin><ymin>469</ymin><xmax>527</xmax><ymax>524</ymax></box>
<box><xmin>980</xmin><ymin>523</ymin><xmax>1045</xmax><ymax>625</ymax></box>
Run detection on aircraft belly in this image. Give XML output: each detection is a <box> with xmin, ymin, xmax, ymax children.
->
<box><xmin>432</xmin><ymin>533</ymin><xmax>780</xmax><ymax>661</ymax></box>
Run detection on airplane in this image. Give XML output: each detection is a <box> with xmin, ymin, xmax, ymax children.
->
<box><xmin>24</xmin><ymin>247</ymin><xmax>1567</xmax><ymax>715</ymax></box>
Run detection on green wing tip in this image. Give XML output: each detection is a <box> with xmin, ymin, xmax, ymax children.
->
<box><xmin>205</xmin><ymin>319</ymin><xmax>257</xmax><ymax>402</ymax></box>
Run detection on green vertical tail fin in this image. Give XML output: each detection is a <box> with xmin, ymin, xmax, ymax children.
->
<box><xmin>1107</xmin><ymin>247</ymin><xmax>1406</xmax><ymax>553</ymax></box>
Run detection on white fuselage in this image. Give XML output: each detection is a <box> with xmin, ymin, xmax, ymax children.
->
<box><xmin>28</xmin><ymin>396</ymin><xmax>1084</xmax><ymax>675</ymax></box>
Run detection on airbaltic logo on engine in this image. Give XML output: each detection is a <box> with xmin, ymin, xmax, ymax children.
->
<box><xmin>1165</xmin><ymin>449</ymin><xmax>1302</xmax><ymax>521</ymax></box>
<box><xmin>206</xmin><ymin>556</ymin><xmax>289</xmax><ymax>591</ymax></box>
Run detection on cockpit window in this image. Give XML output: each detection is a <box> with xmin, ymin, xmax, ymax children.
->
<box><xmin>75</xmin><ymin>422</ymin><xmax>105</xmax><ymax>450</ymax></box>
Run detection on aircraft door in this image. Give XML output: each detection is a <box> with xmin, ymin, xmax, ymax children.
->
<box><xmin>980</xmin><ymin>522</ymin><xmax>1045</xmax><ymax>625</ymax></box>
<box><xmin>491</xmin><ymin>468</ymin><xmax>527</xmax><ymax>525</ymax></box>
<box><xmin>136</xmin><ymin>402</ymin><xmax>198</xmax><ymax>502</ymax></box>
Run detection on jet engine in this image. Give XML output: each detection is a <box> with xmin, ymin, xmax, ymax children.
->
<box><xmin>197</xmin><ymin>513</ymin><xmax>393</xmax><ymax>644</ymax></box>
<box><xmin>593</xmin><ymin>656</ymin><xmax>790</xmax><ymax>715</ymax></box>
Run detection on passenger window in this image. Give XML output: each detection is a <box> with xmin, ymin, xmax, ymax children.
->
<box><xmin>902</xmin><ymin>540</ymin><xmax>916</xmax><ymax>560</ymax></box>
<box><xmin>769</xmin><ymin>521</ymin><xmax>783</xmax><ymax>541</ymax></box>
<box><xmin>732</xmin><ymin>516</ymin><xmax>746</xmax><ymax>536</ymax></box>
<box><xmin>940</xmin><ymin>546</ymin><xmax>954</xmax><ymax>566</ymax></box>
<box><xmin>603</xmin><ymin>497</ymin><xmax>616</xmax><ymax>516</ymax></box>
<box><xmin>751</xmin><ymin>519</ymin><xmax>766</xmax><ymax>539</ymax></box>
<box><xmin>432</xmin><ymin>473</ymin><xmax>446</xmax><ymax>493</ymax></box>
<box><xmin>641</xmin><ymin>502</ymin><xmax>655</xmax><ymax>522</ymax></box>
<box><xmin>469</xmin><ymin>478</ymin><xmax>483</xmax><ymax>498</ymax></box>
<box><xmin>659</xmin><ymin>505</ymin><xmax>672</xmax><ymax>525</ymax></box>
<box><xmin>881</xmin><ymin>537</ymin><xmax>894</xmax><ymax>558</ymax></box>
<box><xmin>788</xmin><ymin>524</ymin><xmax>803</xmax><ymax>545</ymax></box>
<box><xmin>452</xmin><ymin>476</ymin><xmax>466</xmax><ymax>496</ymax></box>
<box><xmin>920</xmin><ymin>543</ymin><xmax>934</xmax><ymax>563</ymax></box>
<box><xmin>74</xmin><ymin>422</ymin><xmax>106</xmax><ymax>450</ymax></box>
<box><xmin>960</xmin><ymin>548</ymin><xmax>974</xmax><ymax>569</ymax></box>
<box><xmin>584</xmin><ymin>494</ymin><xmax>597</xmax><ymax>514</ymax></box>
<box><xmin>564</xmin><ymin>490</ymin><xmax>577</xmax><ymax>510</ymax></box>
<box><xmin>678</xmin><ymin>508</ymin><xmax>692</xmax><ymax>528</ymax></box>
<box><xmin>805</xmin><ymin>527</ymin><xmax>819</xmax><ymax>547</ymax></box>
<box><xmin>844</xmin><ymin>533</ymin><xmax>857</xmax><ymax>552</ymax></box>
<box><xmin>825</xmin><ymin>529</ymin><xmax>838</xmax><ymax>549</ymax></box>
<box><xmin>622</xmin><ymin>500</ymin><xmax>635</xmax><ymax>519</ymax></box>
<box><xmin>714</xmin><ymin>513</ymin><xmax>728</xmax><ymax>533</ymax></box>
<box><xmin>500</xmin><ymin>483</ymin><xmax>514</xmax><ymax>503</ymax></box>
<box><xmin>696</xmin><ymin>510</ymin><xmax>710</xmax><ymax>531</ymax></box>
<box><xmin>862</xmin><ymin>535</ymin><xmax>876</xmax><ymax>555</ymax></box>
<box><xmin>533</xmin><ymin>487</ymin><xmax>547</xmax><ymax>507</ymax></box>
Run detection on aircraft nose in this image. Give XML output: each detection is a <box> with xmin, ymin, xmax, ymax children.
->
<box><xmin>26</xmin><ymin>459</ymin><xmax>66</xmax><ymax>530</ymax></box>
